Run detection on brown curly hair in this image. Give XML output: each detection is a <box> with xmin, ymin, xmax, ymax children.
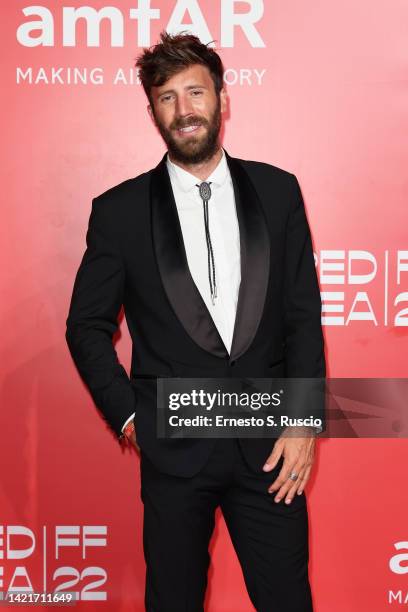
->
<box><xmin>135</xmin><ymin>31</ymin><xmax>224</xmax><ymax>104</ymax></box>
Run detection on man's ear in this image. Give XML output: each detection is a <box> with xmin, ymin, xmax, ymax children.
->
<box><xmin>220</xmin><ymin>87</ymin><xmax>228</xmax><ymax>113</ymax></box>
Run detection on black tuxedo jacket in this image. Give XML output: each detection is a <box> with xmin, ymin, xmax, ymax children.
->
<box><xmin>65</xmin><ymin>149</ymin><xmax>325</xmax><ymax>476</ymax></box>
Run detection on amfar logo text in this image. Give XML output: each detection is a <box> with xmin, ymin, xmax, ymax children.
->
<box><xmin>16</xmin><ymin>1</ymin><xmax>266</xmax><ymax>48</ymax></box>
<box><xmin>389</xmin><ymin>542</ymin><xmax>408</xmax><ymax>605</ymax></box>
<box><xmin>389</xmin><ymin>542</ymin><xmax>408</xmax><ymax>575</ymax></box>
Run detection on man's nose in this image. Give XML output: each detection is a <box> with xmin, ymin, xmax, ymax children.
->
<box><xmin>175</xmin><ymin>94</ymin><xmax>194</xmax><ymax>118</ymax></box>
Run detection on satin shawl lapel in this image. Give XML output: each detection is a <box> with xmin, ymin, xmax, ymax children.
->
<box><xmin>150</xmin><ymin>150</ymin><xmax>270</xmax><ymax>361</ymax></box>
<box><xmin>225</xmin><ymin>151</ymin><xmax>270</xmax><ymax>361</ymax></box>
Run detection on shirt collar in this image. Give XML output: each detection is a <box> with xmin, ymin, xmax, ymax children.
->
<box><xmin>166</xmin><ymin>147</ymin><xmax>229</xmax><ymax>194</ymax></box>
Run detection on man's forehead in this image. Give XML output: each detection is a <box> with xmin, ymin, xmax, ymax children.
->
<box><xmin>153</xmin><ymin>64</ymin><xmax>212</xmax><ymax>91</ymax></box>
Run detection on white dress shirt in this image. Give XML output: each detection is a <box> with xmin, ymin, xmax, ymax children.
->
<box><xmin>121</xmin><ymin>147</ymin><xmax>241</xmax><ymax>432</ymax></box>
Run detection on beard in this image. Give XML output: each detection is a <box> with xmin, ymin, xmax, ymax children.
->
<box><xmin>153</xmin><ymin>97</ymin><xmax>222</xmax><ymax>165</ymax></box>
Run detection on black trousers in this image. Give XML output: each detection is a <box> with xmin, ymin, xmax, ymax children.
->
<box><xmin>140</xmin><ymin>438</ymin><xmax>313</xmax><ymax>612</ymax></box>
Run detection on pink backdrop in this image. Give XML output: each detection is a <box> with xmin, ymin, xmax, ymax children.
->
<box><xmin>2</xmin><ymin>1</ymin><xmax>408</xmax><ymax>610</ymax></box>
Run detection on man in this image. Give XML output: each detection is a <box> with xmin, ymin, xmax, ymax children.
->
<box><xmin>66</xmin><ymin>31</ymin><xmax>325</xmax><ymax>612</ymax></box>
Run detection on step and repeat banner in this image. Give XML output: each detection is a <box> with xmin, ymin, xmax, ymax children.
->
<box><xmin>1</xmin><ymin>1</ymin><xmax>407</xmax><ymax>610</ymax></box>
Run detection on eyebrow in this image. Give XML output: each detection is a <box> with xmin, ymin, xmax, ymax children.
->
<box><xmin>157</xmin><ymin>85</ymin><xmax>208</xmax><ymax>97</ymax></box>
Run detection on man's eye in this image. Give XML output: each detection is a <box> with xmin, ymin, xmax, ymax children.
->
<box><xmin>191</xmin><ymin>90</ymin><xmax>203</xmax><ymax>96</ymax></box>
<box><xmin>161</xmin><ymin>95</ymin><xmax>172</xmax><ymax>102</ymax></box>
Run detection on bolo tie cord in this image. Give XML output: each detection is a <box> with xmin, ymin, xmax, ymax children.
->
<box><xmin>196</xmin><ymin>181</ymin><xmax>217</xmax><ymax>305</ymax></box>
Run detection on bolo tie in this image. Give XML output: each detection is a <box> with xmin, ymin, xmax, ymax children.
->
<box><xmin>196</xmin><ymin>181</ymin><xmax>217</xmax><ymax>305</ymax></box>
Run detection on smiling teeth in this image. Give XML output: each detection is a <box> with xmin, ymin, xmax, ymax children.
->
<box><xmin>179</xmin><ymin>125</ymin><xmax>199</xmax><ymax>132</ymax></box>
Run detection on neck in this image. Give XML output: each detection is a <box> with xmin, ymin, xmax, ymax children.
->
<box><xmin>168</xmin><ymin>146</ymin><xmax>223</xmax><ymax>181</ymax></box>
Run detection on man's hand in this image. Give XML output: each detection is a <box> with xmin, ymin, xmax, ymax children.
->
<box><xmin>262</xmin><ymin>426</ymin><xmax>316</xmax><ymax>504</ymax></box>
<box><xmin>125</xmin><ymin>429</ymin><xmax>140</xmax><ymax>452</ymax></box>
<box><xmin>123</xmin><ymin>421</ymin><xmax>140</xmax><ymax>453</ymax></box>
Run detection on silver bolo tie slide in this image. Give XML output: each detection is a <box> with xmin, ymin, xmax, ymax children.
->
<box><xmin>196</xmin><ymin>181</ymin><xmax>217</xmax><ymax>305</ymax></box>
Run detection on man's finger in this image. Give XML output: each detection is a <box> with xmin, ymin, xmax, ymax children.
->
<box><xmin>281</xmin><ymin>460</ymin><xmax>310</xmax><ymax>503</ymax></box>
<box><xmin>270</xmin><ymin>457</ymin><xmax>313</xmax><ymax>502</ymax></box>
<box><xmin>262</xmin><ymin>441</ymin><xmax>284</xmax><ymax>472</ymax></box>
<box><xmin>268</xmin><ymin>453</ymin><xmax>300</xmax><ymax>493</ymax></box>
<box><xmin>296</xmin><ymin>464</ymin><xmax>312</xmax><ymax>495</ymax></box>
<box><xmin>284</xmin><ymin>464</ymin><xmax>313</xmax><ymax>502</ymax></box>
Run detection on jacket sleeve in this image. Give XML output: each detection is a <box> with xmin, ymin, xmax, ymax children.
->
<box><xmin>282</xmin><ymin>175</ymin><xmax>326</xmax><ymax>433</ymax></box>
<box><xmin>283</xmin><ymin>174</ymin><xmax>325</xmax><ymax>378</ymax></box>
<box><xmin>65</xmin><ymin>197</ymin><xmax>136</xmax><ymax>438</ymax></box>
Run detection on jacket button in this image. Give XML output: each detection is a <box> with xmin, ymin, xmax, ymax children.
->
<box><xmin>230</xmin><ymin>360</ymin><xmax>236</xmax><ymax>366</ymax></box>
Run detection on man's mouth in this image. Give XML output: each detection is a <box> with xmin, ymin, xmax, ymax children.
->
<box><xmin>176</xmin><ymin>124</ymin><xmax>202</xmax><ymax>136</ymax></box>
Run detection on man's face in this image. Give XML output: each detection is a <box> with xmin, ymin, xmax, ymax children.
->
<box><xmin>148</xmin><ymin>64</ymin><xmax>227</xmax><ymax>165</ymax></box>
